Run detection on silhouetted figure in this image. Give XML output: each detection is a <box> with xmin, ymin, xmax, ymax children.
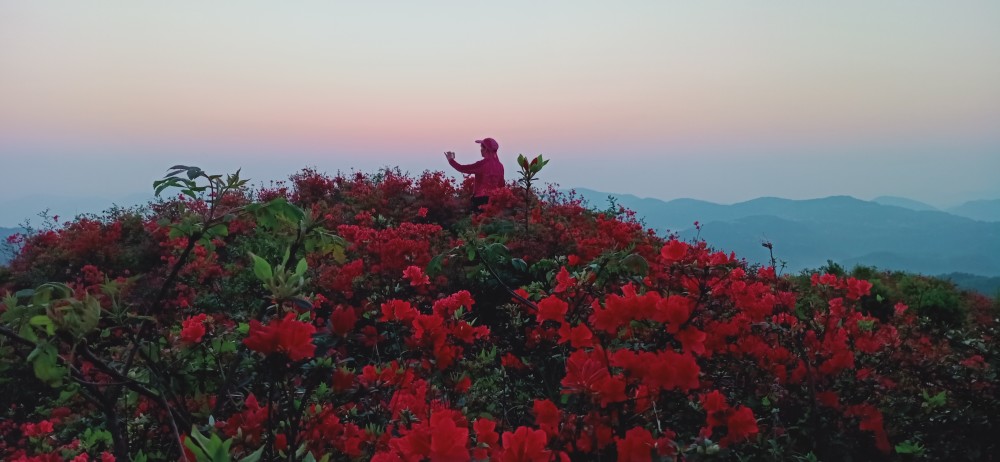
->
<box><xmin>445</xmin><ymin>137</ymin><xmax>505</xmax><ymax>212</ymax></box>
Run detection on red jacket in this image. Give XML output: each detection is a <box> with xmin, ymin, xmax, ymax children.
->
<box><xmin>448</xmin><ymin>156</ymin><xmax>505</xmax><ymax>197</ymax></box>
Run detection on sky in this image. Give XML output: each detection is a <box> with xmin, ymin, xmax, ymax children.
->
<box><xmin>2</xmin><ymin>1</ymin><xmax>999</xmax><ymax>226</ymax></box>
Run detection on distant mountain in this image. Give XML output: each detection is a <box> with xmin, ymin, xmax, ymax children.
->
<box><xmin>570</xmin><ymin>188</ymin><xmax>1000</xmax><ymax>277</ymax></box>
<box><xmin>947</xmin><ymin>199</ymin><xmax>1000</xmax><ymax>222</ymax></box>
<box><xmin>0</xmin><ymin>193</ymin><xmax>153</xmax><ymax>228</ymax></box>
<box><xmin>937</xmin><ymin>273</ymin><xmax>1000</xmax><ymax>297</ymax></box>
<box><xmin>871</xmin><ymin>196</ymin><xmax>939</xmax><ymax>212</ymax></box>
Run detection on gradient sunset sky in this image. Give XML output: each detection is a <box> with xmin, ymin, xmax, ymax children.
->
<box><xmin>2</xmin><ymin>1</ymin><xmax>999</xmax><ymax>220</ymax></box>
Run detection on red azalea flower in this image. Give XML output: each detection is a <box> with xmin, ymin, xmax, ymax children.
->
<box><xmin>845</xmin><ymin>277</ymin><xmax>873</xmax><ymax>300</ymax></box>
<box><xmin>554</xmin><ymin>267</ymin><xmax>576</xmax><ymax>293</ymax></box>
<box><xmin>536</xmin><ymin>296</ymin><xmax>569</xmax><ymax>324</ymax></box>
<box><xmin>402</xmin><ymin>265</ymin><xmax>430</xmax><ymax>286</ymax></box>
<box><xmin>243</xmin><ymin>313</ymin><xmax>317</xmax><ymax>361</ymax></box>
<box><xmin>720</xmin><ymin>406</ymin><xmax>758</xmax><ymax>446</ymax></box>
<box><xmin>502</xmin><ymin>353</ymin><xmax>526</xmax><ymax>370</ymax></box>
<box><xmin>380</xmin><ymin>299</ymin><xmax>418</xmax><ymax>323</ymax></box>
<box><xmin>656</xmin><ymin>295</ymin><xmax>693</xmax><ymax>333</ymax></box>
<box><xmin>180</xmin><ymin>313</ymin><xmax>208</xmax><ymax>344</ymax></box>
<box><xmin>501</xmin><ymin>427</ymin><xmax>550</xmax><ymax>462</ymax></box>
<box><xmin>474</xmin><ymin>418</ymin><xmax>499</xmax><ymax>447</ymax></box>
<box><xmin>329</xmin><ymin>306</ymin><xmax>358</xmax><ymax>336</ymax></box>
<box><xmin>660</xmin><ymin>239</ymin><xmax>688</xmax><ymax>263</ymax></box>
<box><xmin>429</xmin><ymin>411</ymin><xmax>470</xmax><ymax>462</ymax></box>
<box><xmin>676</xmin><ymin>326</ymin><xmax>707</xmax><ymax>356</ymax></box>
<box><xmin>454</xmin><ymin>375</ymin><xmax>472</xmax><ymax>393</ymax></box>
<box><xmin>815</xmin><ymin>391</ymin><xmax>841</xmax><ymax>410</ymax></box>
<box><xmin>557</xmin><ymin>323</ymin><xmax>594</xmax><ymax>348</ymax></box>
<box><xmin>533</xmin><ymin>399</ymin><xmax>560</xmax><ymax>437</ymax></box>
<box><xmin>616</xmin><ymin>427</ymin><xmax>655</xmax><ymax>462</ymax></box>
<box><xmin>846</xmin><ymin>404</ymin><xmax>890</xmax><ymax>454</ymax></box>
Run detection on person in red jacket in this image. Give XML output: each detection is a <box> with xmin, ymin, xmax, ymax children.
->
<box><xmin>445</xmin><ymin>137</ymin><xmax>505</xmax><ymax>212</ymax></box>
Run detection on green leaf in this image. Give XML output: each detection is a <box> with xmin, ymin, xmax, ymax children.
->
<box><xmin>621</xmin><ymin>254</ymin><xmax>649</xmax><ymax>276</ymax></box>
<box><xmin>922</xmin><ymin>390</ymin><xmax>947</xmax><ymax>408</ymax></box>
<box><xmin>14</xmin><ymin>288</ymin><xmax>35</xmax><ymax>299</ymax></box>
<box><xmin>207</xmin><ymin>223</ymin><xmax>229</xmax><ymax>237</ymax></box>
<box><xmin>249</xmin><ymin>253</ymin><xmax>273</xmax><ymax>282</ymax></box>
<box><xmin>29</xmin><ymin>342</ymin><xmax>67</xmax><ymax>387</ymax></box>
<box><xmin>29</xmin><ymin>315</ymin><xmax>55</xmax><ymax>336</ymax></box>
<box><xmin>426</xmin><ymin>255</ymin><xmax>444</xmax><ymax>277</ymax></box>
<box><xmin>895</xmin><ymin>440</ymin><xmax>925</xmax><ymax>455</ymax></box>
<box><xmin>238</xmin><ymin>445</ymin><xmax>265</xmax><ymax>462</ymax></box>
<box><xmin>511</xmin><ymin>258</ymin><xmax>528</xmax><ymax>273</ymax></box>
<box><xmin>295</xmin><ymin>258</ymin><xmax>308</xmax><ymax>277</ymax></box>
<box><xmin>185</xmin><ymin>426</ymin><xmax>233</xmax><ymax>462</ymax></box>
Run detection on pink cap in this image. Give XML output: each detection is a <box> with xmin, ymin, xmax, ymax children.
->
<box><xmin>475</xmin><ymin>137</ymin><xmax>499</xmax><ymax>151</ymax></box>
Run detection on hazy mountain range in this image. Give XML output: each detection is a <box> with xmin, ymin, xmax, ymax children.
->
<box><xmin>0</xmin><ymin>193</ymin><xmax>155</xmax><ymax>228</ymax></box>
<box><xmin>871</xmin><ymin>196</ymin><xmax>1000</xmax><ymax>221</ymax></box>
<box><xmin>572</xmin><ymin>189</ymin><xmax>1000</xmax><ymax>280</ymax></box>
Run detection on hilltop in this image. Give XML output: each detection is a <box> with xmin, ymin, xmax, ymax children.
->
<box><xmin>0</xmin><ymin>165</ymin><xmax>996</xmax><ymax>461</ymax></box>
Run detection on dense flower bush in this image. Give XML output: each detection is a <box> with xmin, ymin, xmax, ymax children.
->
<box><xmin>0</xmin><ymin>163</ymin><xmax>997</xmax><ymax>461</ymax></box>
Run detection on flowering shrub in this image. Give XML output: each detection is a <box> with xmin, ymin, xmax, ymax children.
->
<box><xmin>0</xmin><ymin>164</ymin><xmax>997</xmax><ymax>461</ymax></box>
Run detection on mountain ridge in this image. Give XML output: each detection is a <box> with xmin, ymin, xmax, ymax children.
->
<box><xmin>569</xmin><ymin>188</ymin><xmax>1000</xmax><ymax>277</ymax></box>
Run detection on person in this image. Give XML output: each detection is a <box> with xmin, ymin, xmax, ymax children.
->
<box><xmin>445</xmin><ymin>137</ymin><xmax>505</xmax><ymax>212</ymax></box>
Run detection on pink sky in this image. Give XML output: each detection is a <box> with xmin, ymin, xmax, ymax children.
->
<box><xmin>1</xmin><ymin>1</ymin><xmax>999</xmax><ymax>214</ymax></box>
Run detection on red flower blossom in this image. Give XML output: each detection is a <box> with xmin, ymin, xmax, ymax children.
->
<box><xmin>501</xmin><ymin>427</ymin><xmax>550</xmax><ymax>462</ymax></box>
<box><xmin>474</xmin><ymin>418</ymin><xmax>499</xmax><ymax>447</ymax></box>
<box><xmin>676</xmin><ymin>326</ymin><xmax>707</xmax><ymax>356</ymax></box>
<box><xmin>816</xmin><ymin>391</ymin><xmax>841</xmax><ymax>410</ymax></box>
<box><xmin>533</xmin><ymin>399</ymin><xmax>560</xmax><ymax>437</ymax></box>
<box><xmin>562</xmin><ymin>349</ymin><xmax>627</xmax><ymax>406</ymax></box>
<box><xmin>455</xmin><ymin>375</ymin><xmax>472</xmax><ymax>393</ymax></box>
<box><xmin>329</xmin><ymin>306</ymin><xmax>358</xmax><ymax>336</ymax></box>
<box><xmin>557</xmin><ymin>323</ymin><xmax>594</xmax><ymax>348</ymax></box>
<box><xmin>960</xmin><ymin>354</ymin><xmax>988</xmax><ymax>369</ymax></box>
<box><xmin>180</xmin><ymin>314</ymin><xmax>208</xmax><ymax>344</ymax></box>
<box><xmin>554</xmin><ymin>267</ymin><xmax>576</xmax><ymax>293</ymax></box>
<box><xmin>502</xmin><ymin>353</ymin><xmax>526</xmax><ymax>370</ymax></box>
<box><xmin>433</xmin><ymin>290</ymin><xmax>476</xmax><ymax>317</ymax></box>
<box><xmin>720</xmin><ymin>406</ymin><xmax>758</xmax><ymax>446</ymax></box>
<box><xmin>701</xmin><ymin>390</ymin><xmax>729</xmax><ymax>427</ymax></box>
<box><xmin>429</xmin><ymin>410</ymin><xmax>470</xmax><ymax>462</ymax></box>
<box><xmin>655</xmin><ymin>295</ymin><xmax>694</xmax><ymax>333</ymax></box>
<box><xmin>846</xmin><ymin>277</ymin><xmax>873</xmax><ymax>301</ymax></box>
<box><xmin>536</xmin><ymin>296</ymin><xmax>569</xmax><ymax>324</ymax></box>
<box><xmin>402</xmin><ymin>265</ymin><xmax>430</xmax><ymax>286</ymax></box>
<box><xmin>846</xmin><ymin>404</ymin><xmax>890</xmax><ymax>454</ymax></box>
<box><xmin>616</xmin><ymin>427</ymin><xmax>655</xmax><ymax>462</ymax></box>
<box><xmin>381</xmin><ymin>299</ymin><xmax>418</xmax><ymax>323</ymax></box>
<box><xmin>660</xmin><ymin>239</ymin><xmax>688</xmax><ymax>263</ymax></box>
<box><xmin>243</xmin><ymin>313</ymin><xmax>317</xmax><ymax>361</ymax></box>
